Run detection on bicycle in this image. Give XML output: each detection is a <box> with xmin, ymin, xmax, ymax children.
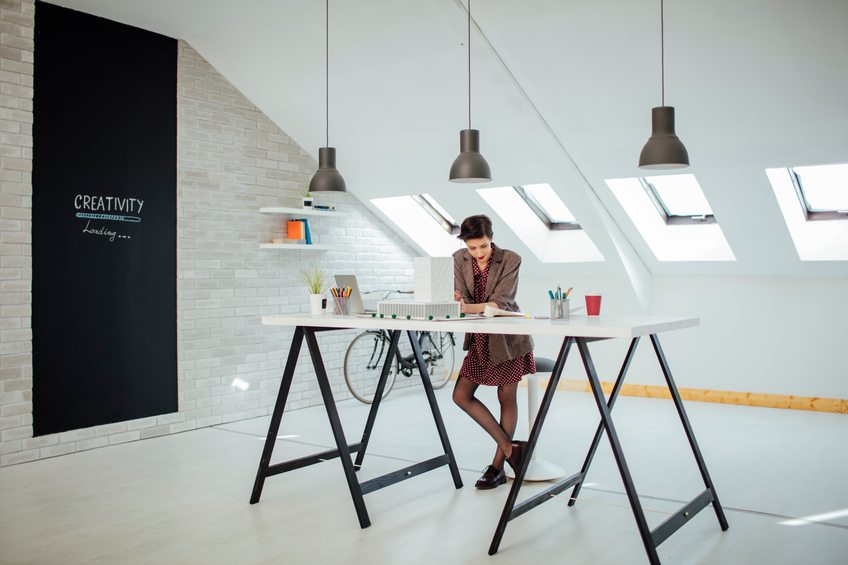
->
<box><xmin>344</xmin><ymin>328</ymin><xmax>456</xmax><ymax>403</ymax></box>
<box><xmin>342</xmin><ymin>290</ymin><xmax>456</xmax><ymax>403</ymax></box>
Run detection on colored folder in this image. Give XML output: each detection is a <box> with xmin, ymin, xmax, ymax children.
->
<box><xmin>287</xmin><ymin>220</ymin><xmax>305</xmax><ymax>240</ymax></box>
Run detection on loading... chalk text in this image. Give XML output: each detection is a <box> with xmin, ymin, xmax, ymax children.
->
<box><xmin>82</xmin><ymin>220</ymin><xmax>131</xmax><ymax>242</ymax></box>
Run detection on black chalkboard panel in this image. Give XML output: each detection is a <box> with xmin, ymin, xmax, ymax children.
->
<box><xmin>32</xmin><ymin>2</ymin><xmax>178</xmax><ymax>436</ymax></box>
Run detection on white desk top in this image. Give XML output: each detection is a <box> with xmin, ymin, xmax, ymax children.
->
<box><xmin>261</xmin><ymin>313</ymin><xmax>699</xmax><ymax>339</ymax></box>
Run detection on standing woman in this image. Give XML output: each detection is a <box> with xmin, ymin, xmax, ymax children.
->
<box><xmin>452</xmin><ymin>215</ymin><xmax>536</xmax><ymax>489</ymax></box>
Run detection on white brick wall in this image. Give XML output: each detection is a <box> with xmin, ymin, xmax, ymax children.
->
<box><xmin>0</xmin><ymin>0</ymin><xmax>34</xmax><ymax>466</ymax></box>
<box><xmin>0</xmin><ymin>9</ymin><xmax>419</xmax><ymax>467</ymax></box>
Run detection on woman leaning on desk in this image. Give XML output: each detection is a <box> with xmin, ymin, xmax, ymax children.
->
<box><xmin>452</xmin><ymin>214</ymin><xmax>536</xmax><ymax>490</ymax></box>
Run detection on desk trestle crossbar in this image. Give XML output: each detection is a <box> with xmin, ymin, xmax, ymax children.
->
<box><xmin>489</xmin><ymin>334</ymin><xmax>729</xmax><ymax>564</ymax></box>
<box><xmin>249</xmin><ymin>325</ymin><xmax>463</xmax><ymax>528</ymax></box>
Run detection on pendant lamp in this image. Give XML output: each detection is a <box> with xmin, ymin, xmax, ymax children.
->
<box><xmin>309</xmin><ymin>0</ymin><xmax>346</xmax><ymax>192</ymax></box>
<box><xmin>638</xmin><ymin>0</ymin><xmax>689</xmax><ymax>170</ymax></box>
<box><xmin>449</xmin><ymin>0</ymin><xmax>491</xmax><ymax>183</ymax></box>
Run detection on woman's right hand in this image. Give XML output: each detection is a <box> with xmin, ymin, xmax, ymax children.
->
<box><xmin>454</xmin><ymin>290</ymin><xmax>461</xmax><ymax>302</ymax></box>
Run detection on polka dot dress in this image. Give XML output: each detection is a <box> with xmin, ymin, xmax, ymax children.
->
<box><xmin>458</xmin><ymin>260</ymin><xmax>536</xmax><ymax>386</ymax></box>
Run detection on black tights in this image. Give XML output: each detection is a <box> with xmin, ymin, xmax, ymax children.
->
<box><xmin>452</xmin><ymin>376</ymin><xmax>519</xmax><ymax>470</ymax></box>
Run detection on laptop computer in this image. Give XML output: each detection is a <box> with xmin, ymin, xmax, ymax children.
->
<box><xmin>334</xmin><ymin>274</ymin><xmax>371</xmax><ymax>314</ymax></box>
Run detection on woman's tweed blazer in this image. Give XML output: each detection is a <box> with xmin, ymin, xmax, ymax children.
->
<box><xmin>453</xmin><ymin>244</ymin><xmax>534</xmax><ymax>366</ymax></box>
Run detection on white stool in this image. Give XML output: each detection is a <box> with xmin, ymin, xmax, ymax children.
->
<box><xmin>506</xmin><ymin>357</ymin><xmax>566</xmax><ymax>482</ymax></box>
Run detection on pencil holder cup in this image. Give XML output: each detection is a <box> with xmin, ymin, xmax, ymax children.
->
<box><xmin>333</xmin><ymin>296</ymin><xmax>349</xmax><ymax>315</ymax></box>
<box><xmin>550</xmin><ymin>298</ymin><xmax>570</xmax><ymax>320</ymax></box>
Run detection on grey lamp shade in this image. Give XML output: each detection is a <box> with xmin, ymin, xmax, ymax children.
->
<box><xmin>638</xmin><ymin>106</ymin><xmax>690</xmax><ymax>170</ymax></box>
<box><xmin>449</xmin><ymin>129</ymin><xmax>491</xmax><ymax>183</ymax></box>
<box><xmin>309</xmin><ymin>147</ymin><xmax>346</xmax><ymax>192</ymax></box>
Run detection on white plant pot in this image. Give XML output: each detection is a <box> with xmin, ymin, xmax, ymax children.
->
<box><xmin>309</xmin><ymin>294</ymin><xmax>323</xmax><ymax>315</ymax></box>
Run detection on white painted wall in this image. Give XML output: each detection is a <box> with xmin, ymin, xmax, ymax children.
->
<box><xmin>519</xmin><ymin>273</ymin><xmax>848</xmax><ymax>399</ymax></box>
<box><xmin>647</xmin><ymin>276</ymin><xmax>848</xmax><ymax>399</ymax></box>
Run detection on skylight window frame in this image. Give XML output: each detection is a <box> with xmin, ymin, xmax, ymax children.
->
<box><xmin>513</xmin><ymin>185</ymin><xmax>581</xmax><ymax>231</ymax></box>
<box><xmin>788</xmin><ymin>168</ymin><xmax>848</xmax><ymax>222</ymax></box>
<box><xmin>412</xmin><ymin>194</ymin><xmax>460</xmax><ymax>235</ymax></box>
<box><xmin>639</xmin><ymin>177</ymin><xmax>716</xmax><ymax>226</ymax></box>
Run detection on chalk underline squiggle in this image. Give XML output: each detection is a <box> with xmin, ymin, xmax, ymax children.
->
<box><xmin>75</xmin><ymin>212</ymin><xmax>141</xmax><ymax>223</ymax></box>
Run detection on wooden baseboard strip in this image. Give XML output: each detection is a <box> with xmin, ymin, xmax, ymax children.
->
<box><xmin>539</xmin><ymin>378</ymin><xmax>847</xmax><ymax>414</ymax></box>
<box><xmin>449</xmin><ymin>373</ymin><xmax>846</xmax><ymax>413</ymax></box>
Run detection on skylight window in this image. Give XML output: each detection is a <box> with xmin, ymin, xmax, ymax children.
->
<box><xmin>477</xmin><ymin>185</ymin><xmax>604</xmax><ymax>263</ymax></box>
<box><xmin>415</xmin><ymin>194</ymin><xmax>459</xmax><ymax>234</ymax></box>
<box><xmin>643</xmin><ymin>174</ymin><xmax>715</xmax><ymax>223</ymax></box>
<box><xmin>791</xmin><ymin>164</ymin><xmax>848</xmax><ymax>220</ymax></box>
<box><xmin>766</xmin><ymin>165</ymin><xmax>848</xmax><ymax>260</ymax></box>
<box><xmin>606</xmin><ymin>174</ymin><xmax>735</xmax><ymax>262</ymax></box>
<box><xmin>371</xmin><ymin>195</ymin><xmax>461</xmax><ymax>257</ymax></box>
<box><xmin>521</xmin><ymin>183</ymin><xmax>577</xmax><ymax>226</ymax></box>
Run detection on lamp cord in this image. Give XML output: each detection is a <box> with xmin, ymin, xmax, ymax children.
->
<box><xmin>325</xmin><ymin>0</ymin><xmax>329</xmax><ymax>147</ymax></box>
<box><xmin>467</xmin><ymin>0</ymin><xmax>471</xmax><ymax>130</ymax></box>
<box><xmin>660</xmin><ymin>0</ymin><xmax>664</xmax><ymax>106</ymax></box>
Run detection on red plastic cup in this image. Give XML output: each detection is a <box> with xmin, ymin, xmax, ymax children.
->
<box><xmin>585</xmin><ymin>293</ymin><xmax>602</xmax><ymax>316</ymax></box>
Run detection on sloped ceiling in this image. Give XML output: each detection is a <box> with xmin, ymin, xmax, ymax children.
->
<box><xmin>46</xmin><ymin>0</ymin><xmax>848</xmax><ymax>282</ymax></box>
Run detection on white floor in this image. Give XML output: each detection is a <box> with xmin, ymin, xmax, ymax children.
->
<box><xmin>1</xmin><ymin>385</ymin><xmax>847</xmax><ymax>564</ymax></box>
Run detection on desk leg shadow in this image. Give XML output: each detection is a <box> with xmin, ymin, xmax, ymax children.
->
<box><xmin>488</xmin><ymin>335</ymin><xmax>729</xmax><ymax>564</ymax></box>
<box><xmin>250</xmin><ymin>327</ymin><xmax>462</xmax><ymax>530</ymax></box>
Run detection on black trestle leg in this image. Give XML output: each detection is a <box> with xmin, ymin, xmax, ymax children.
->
<box><xmin>650</xmin><ymin>334</ymin><xmax>729</xmax><ymax>532</ymax></box>
<box><xmin>250</xmin><ymin>326</ymin><xmax>304</xmax><ymax>504</ymax></box>
<box><xmin>577</xmin><ymin>338</ymin><xmax>661</xmax><ymax>565</ymax></box>
<box><xmin>354</xmin><ymin>330</ymin><xmax>402</xmax><ymax>471</ymax></box>
<box><xmin>304</xmin><ymin>328</ymin><xmax>371</xmax><ymax>529</ymax></box>
<box><xmin>406</xmin><ymin>331</ymin><xmax>463</xmax><ymax>488</ymax></box>
<box><xmin>569</xmin><ymin>337</ymin><xmax>640</xmax><ymax>506</ymax></box>
<box><xmin>488</xmin><ymin>336</ymin><xmax>573</xmax><ymax>556</ymax></box>
<box><xmin>485</xmin><ymin>333</ymin><xmax>727</xmax><ymax>562</ymax></box>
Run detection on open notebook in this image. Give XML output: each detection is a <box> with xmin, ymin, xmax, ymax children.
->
<box><xmin>482</xmin><ymin>305</ymin><xmax>528</xmax><ymax>318</ymax></box>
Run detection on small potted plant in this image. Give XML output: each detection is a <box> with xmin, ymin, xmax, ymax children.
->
<box><xmin>300</xmin><ymin>267</ymin><xmax>329</xmax><ymax>315</ymax></box>
<box><xmin>302</xmin><ymin>190</ymin><xmax>314</xmax><ymax>208</ymax></box>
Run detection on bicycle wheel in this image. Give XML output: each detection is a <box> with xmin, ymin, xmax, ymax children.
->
<box><xmin>421</xmin><ymin>331</ymin><xmax>456</xmax><ymax>390</ymax></box>
<box><xmin>343</xmin><ymin>331</ymin><xmax>398</xmax><ymax>404</ymax></box>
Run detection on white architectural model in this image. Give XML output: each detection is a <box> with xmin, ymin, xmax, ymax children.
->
<box><xmin>414</xmin><ymin>257</ymin><xmax>453</xmax><ymax>302</ymax></box>
<box><xmin>377</xmin><ymin>257</ymin><xmax>460</xmax><ymax>319</ymax></box>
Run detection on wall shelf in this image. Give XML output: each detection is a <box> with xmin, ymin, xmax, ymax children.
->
<box><xmin>260</xmin><ymin>206</ymin><xmax>347</xmax><ymax>217</ymax></box>
<box><xmin>259</xmin><ymin>243</ymin><xmax>330</xmax><ymax>251</ymax></box>
<box><xmin>260</xmin><ymin>206</ymin><xmax>345</xmax><ymax>250</ymax></box>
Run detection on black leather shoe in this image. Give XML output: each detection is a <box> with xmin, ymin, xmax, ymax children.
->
<box><xmin>475</xmin><ymin>465</ymin><xmax>506</xmax><ymax>489</ymax></box>
<box><xmin>506</xmin><ymin>440</ymin><xmax>527</xmax><ymax>474</ymax></box>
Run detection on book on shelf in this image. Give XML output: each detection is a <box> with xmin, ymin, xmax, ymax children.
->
<box><xmin>285</xmin><ymin>218</ymin><xmax>313</xmax><ymax>244</ymax></box>
<box><xmin>287</xmin><ymin>219</ymin><xmax>305</xmax><ymax>240</ymax></box>
<box><xmin>298</xmin><ymin>218</ymin><xmax>312</xmax><ymax>244</ymax></box>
